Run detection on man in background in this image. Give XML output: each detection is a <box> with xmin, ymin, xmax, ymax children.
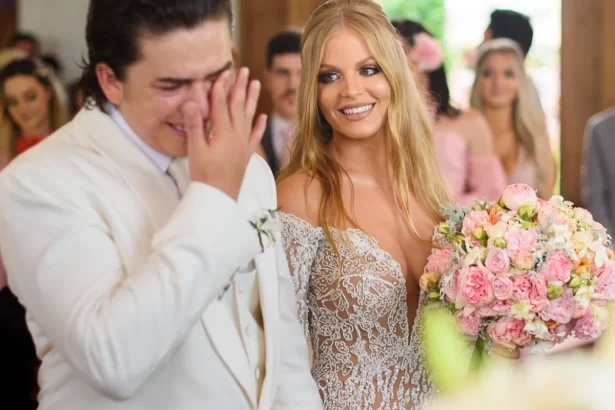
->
<box><xmin>260</xmin><ymin>29</ymin><xmax>302</xmax><ymax>176</ymax></box>
<box><xmin>11</xmin><ymin>32</ymin><xmax>40</xmax><ymax>58</ymax></box>
<box><xmin>582</xmin><ymin>106</ymin><xmax>615</xmax><ymax>240</ymax></box>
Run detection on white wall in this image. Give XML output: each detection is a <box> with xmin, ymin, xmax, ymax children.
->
<box><xmin>18</xmin><ymin>0</ymin><xmax>240</xmax><ymax>83</ymax></box>
<box><xmin>18</xmin><ymin>0</ymin><xmax>88</xmax><ymax>83</ymax></box>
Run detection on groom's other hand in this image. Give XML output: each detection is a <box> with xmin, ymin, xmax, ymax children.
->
<box><xmin>183</xmin><ymin>66</ymin><xmax>267</xmax><ymax>200</ymax></box>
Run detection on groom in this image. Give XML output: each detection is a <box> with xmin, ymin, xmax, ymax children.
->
<box><xmin>0</xmin><ymin>0</ymin><xmax>321</xmax><ymax>409</ymax></box>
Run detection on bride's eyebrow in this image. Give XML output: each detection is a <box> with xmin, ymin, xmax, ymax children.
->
<box><xmin>319</xmin><ymin>56</ymin><xmax>375</xmax><ymax>71</ymax></box>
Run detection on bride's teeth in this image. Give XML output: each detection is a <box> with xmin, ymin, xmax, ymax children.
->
<box><xmin>342</xmin><ymin>104</ymin><xmax>373</xmax><ymax>115</ymax></box>
<box><xmin>171</xmin><ymin>124</ymin><xmax>185</xmax><ymax>132</ymax></box>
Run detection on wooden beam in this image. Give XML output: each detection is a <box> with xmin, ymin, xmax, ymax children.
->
<box><xmin>237</xmin><ymin>0</ymin><xmax>324</xmax><ymax>116</ymax></box>
<box><xmin>560</xmin><ymin>0</ymin><xmax>602</xmax><ymax>205</ymax></box>
<box><xmin>601</xmin><ymin>0</ymin><xmax>615</xmax><ymax>109</ymax></box>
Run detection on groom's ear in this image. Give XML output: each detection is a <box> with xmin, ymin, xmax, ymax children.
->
<box><xmin>96</xmin><ymin>63</ymin><xmax>123</xmax><ymax>106</ymax></box>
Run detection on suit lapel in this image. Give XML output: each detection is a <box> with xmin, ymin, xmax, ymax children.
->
<box><xmin>201</xmin><ymin>296</ymin><xmax>256</xmax><ymax>407</ymax></box>
<box><xmin>255</xmin><ymin>248</ymin><xmax>279</xmax><ymax>409</ymax></box>
<box><xmin>73</xmin><ymin>108</ymin><xmax>178</xmax><ymax>230</ymax></box>
<box><xmin>200</xmin><ymin>194</ymin><xmax>260</xmax><ymax>407</ymax></box>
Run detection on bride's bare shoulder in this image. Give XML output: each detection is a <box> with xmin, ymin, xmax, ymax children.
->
<box><xmin>276</xmin><ymin>172</ymin><xmax>321</xmax><ymax>226</ymax></box>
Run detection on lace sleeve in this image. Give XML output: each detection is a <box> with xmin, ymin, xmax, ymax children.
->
<box><xmin>278</xmin><ymin>212</ymin><xmax>321</xmax><ymax>339</ymax></box>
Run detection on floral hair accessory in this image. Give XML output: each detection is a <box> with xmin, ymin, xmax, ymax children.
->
<box><xmin>409</xmin><ymin>32</ymin><xmax>445</xmax><ymax>72</ymax></box>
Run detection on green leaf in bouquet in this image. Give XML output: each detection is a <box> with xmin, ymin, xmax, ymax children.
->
<box><xmin>440</xmin><ymin>204</ymin><xmax>468</xmax><ymax>232</ymax></box>
<box><xmin>471</xmin><ymin>199</ymin><xmax>489</xmax><ymax>211</ymax></box>
<box><xmin>422</xmin><ymin>308</ymin><xmax>473</xmax><ymax>394</ymax></box>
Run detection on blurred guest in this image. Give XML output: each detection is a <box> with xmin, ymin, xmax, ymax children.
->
<box><xmin>470</xmin><ymin>39</ymin><xmax>556</xmax><ymax>199</ymax></box>
<box><xmin>393</xmin><ymin>20</ymin><xmax>506</xmax><ymax>205</ymax></box>
<box><xmin>0</xmin><ymin>58</ymin><xmax>69</xmax><ymax>168</ymax></box>
<box><xmin>582</xmin><ymin>106</ymin><xmax>615</xmax><ymax>236</ymax></box>
<box><xmin>482</xmin><ymin>9</ymin><xmax>544</xmax><ymax>116</ymax></box>
<box><xmin>11</xmin><ymin>32</ymin><xmax>40</xmax><ymax>58</ymax></box>
<box><xmin>483</xmin><ymin>9</ymin><xmax>533</xmax><ymax>58</ymax></box>
<box><xmin>260</xmin><ymin>29</ymin><xmax>302</xmax><ymax>175</ymax></box>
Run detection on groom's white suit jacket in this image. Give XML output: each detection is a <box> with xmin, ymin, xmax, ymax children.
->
<box><xmin>0</xmin><ymin>107</ymin><xmax>321</xmax><ymax>410</ymax></box>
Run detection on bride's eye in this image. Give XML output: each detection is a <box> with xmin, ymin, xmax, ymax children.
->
<box><xmin>360</xmin><ymin>65</ymin><xmax>380</xmax><ymax>76</ymax></box>
<box><xmin>318</xmin><ymin>71</ymin><xmax>340</xmax><ymax>83</ymax></box>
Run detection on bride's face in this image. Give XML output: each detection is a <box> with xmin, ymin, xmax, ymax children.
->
<box><xmin>316</xmin><ymin>27</ymin><xmax>391</xmax><ymax>142</ymax></box>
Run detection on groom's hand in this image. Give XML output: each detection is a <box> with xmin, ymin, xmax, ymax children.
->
<box><xmin>183</xmin><ymin>66</ymin><xmax>267</xmax><ymax>200</ymax></box>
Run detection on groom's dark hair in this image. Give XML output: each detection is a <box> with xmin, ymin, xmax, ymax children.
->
<box><xmin>79</xmin><ymin>0</ymin><xmax>233</xmax><ymax>112</ymax></box>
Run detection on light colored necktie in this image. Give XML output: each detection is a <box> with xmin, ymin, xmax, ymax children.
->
<box><xmin>166</xmin><ymin>159</ymin><xmax>187</xmax><ymax>198</ymax></box>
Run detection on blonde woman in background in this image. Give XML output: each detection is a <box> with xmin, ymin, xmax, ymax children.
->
<box><xmin>276</xmin><ymin>0</ymin><xmax>451</xmax><ymax>408</ymax></box>
<box><xmin>0</xmin><ymin>57</ymin><xmax>69</xmax><ymax>169</ymax></box>
<box><xmin>470</xmin><ymin>38</ymin><xmax>556</xmax><ymax>199</ymax></box>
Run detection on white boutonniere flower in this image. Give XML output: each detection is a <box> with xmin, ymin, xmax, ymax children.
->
<box><xmin>251</xmin><ymin>208</ymin><xmax>282</xmax><ymax>252</ymax></box>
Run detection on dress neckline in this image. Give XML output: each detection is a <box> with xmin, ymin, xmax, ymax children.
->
<box><xmin>279</xmin><ymin>211</ymin><xmax>407</xmax><ymax>285</ymax></box>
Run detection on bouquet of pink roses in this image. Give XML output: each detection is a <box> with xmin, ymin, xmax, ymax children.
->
<box><xmin>420</xmin><ymin>184</ymin><xmax>615</xmax><ymax>356</ymax></box>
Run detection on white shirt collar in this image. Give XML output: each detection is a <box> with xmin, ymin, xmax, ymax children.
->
<box><xmin>107</xmin><ymin>104</ymin><xmax>172</xmax><ymax>173</ymax></box>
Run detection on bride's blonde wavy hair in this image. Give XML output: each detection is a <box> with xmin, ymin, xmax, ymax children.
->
<box><xmin>470</xmin><ymin>38</ymin><xmax>552</xmax><ymax>198</ymax></box>
<box><xmin>278</xmin><ymin>0</ymin><xmax>451</xmax><ymax>246</ymax></box>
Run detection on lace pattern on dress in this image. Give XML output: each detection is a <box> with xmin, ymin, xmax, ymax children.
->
<box><xmin>280</xmin><ymin>212</ymin><xmax>436</xmax><ymax>410</ymax></box>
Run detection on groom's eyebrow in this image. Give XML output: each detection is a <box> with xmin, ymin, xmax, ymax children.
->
<box><xmin>152</xmin><ymin>61</ymin><xmax>233</xmax><ymax>87</ymax></box>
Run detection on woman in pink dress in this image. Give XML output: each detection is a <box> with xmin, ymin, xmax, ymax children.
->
<box><xmin>393</xmin><ymin>20</ymin><xmax>507</xmax><ymax>206</ymax></box>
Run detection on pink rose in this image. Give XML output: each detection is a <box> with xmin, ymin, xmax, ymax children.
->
<box><xmin>462</xmin><ymin>210</ymin><xmax>489</xmax><ymax>248</ymax></box>
<box><xmin>455</xmin><ymin>310</ymin><xmax>481</xmax><ymax>336</ymax></box>
<box><xmin>492</xmin><ymin>275</ymin><xmax>513</xmax><ymax>300</ymax></box>
<box><xmin>529</xmin><ymin>273</ymin><xmax>549</xmax><ymax>313</ymax></box>
<box><xmin>512</xmin><ymin>274</ymin><xmax>532</xmax><ymax>301</ymax></box>
<box><xmin>505</xmin><ymin>227</ymin><xmax>538</xmax><ymax>260</ymax></box>
<box><xmin>573</xmin><ymin>306</ymin><xmax>608</xmax><ymax>340</ymax></box>
<box><xmin>542</xmin><ymin>288</ymin><xmax>574</xmax><ymax>324</ymax></box>
<box><xmin>593</xmin><ymin>271</ymin><xmax>615</xmax><ymax>300</ymax></box>
<box><xmin>541</xmin><ymin>251</ymin><xmax>573</xmax><ymax>283</ymax></box>
<box><xmin>456</xmin><ymin>266</ymin><xmax>495</xmax><ymax>308</ymax></box>
<box><xmin>487</xmin><ymin>317</ymin><xmax>532</xmax><ymax>349</ymax></box>
<box><xmin>442</xmin><ymin>270</ymin><xmax>459</xmax><ymax>302</ymax></box>
<box><xmin>426</xmin><ymin>247</ymin><xmax>452</xmax><ymax>274</ymax></box>
<box><xmin>500</xmin><ymin>183</ymin><xmax>537</xmax><ymax>211</ymax></box>
<box><xmin>485</xmin><ymin>248</ymin><xmax>510</xmax><ymax>273</ymax></box>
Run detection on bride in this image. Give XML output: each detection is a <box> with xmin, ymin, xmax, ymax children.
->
<box><xmin>276</xmin><ymin>0</ymin><xmax>451</xmax><ymax>408</ymax></box>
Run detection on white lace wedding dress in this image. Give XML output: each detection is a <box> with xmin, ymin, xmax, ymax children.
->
<box><xmin>280</xmin><ymin>212</ymin><xmax>436</xmax><ymax>410</ymax></box>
